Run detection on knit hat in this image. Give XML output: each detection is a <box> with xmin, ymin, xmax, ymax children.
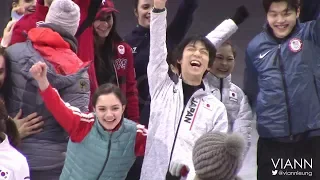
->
<box><xmin>45</xmin><ymin>0</ymin><xmax>80</xmax><ymax>36</ymax></box>
<box><xmin>192</xmin><ymin>132</ymin><xmax>245</xmax><ymax>180</ymax></box>
<box><xmin>95</xmin><ymin>0</ymin><xmax>119</xmax><ymax>19</ymax></box>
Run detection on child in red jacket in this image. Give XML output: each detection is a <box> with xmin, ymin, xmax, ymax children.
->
<box><xmin>29</xmin><ymin>61</ymin><xmax>147</xmax><ymax>179</ymax></box>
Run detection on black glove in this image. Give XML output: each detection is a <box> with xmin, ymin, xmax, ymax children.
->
<box><xmin>165</xmin><ymin>171</ymin><xmax>181</xmax><ymax>180</ymax></box>
<box><xmin>231</xmin><ymin>5</ymin><xmax>249</xmax><ymax>25</ymax></box>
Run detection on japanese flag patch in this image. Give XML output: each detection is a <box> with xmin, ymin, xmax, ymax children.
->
<box><xmin>229</xmin><ymin>91</ymin><xmax>238</xmax><ymax>102</ymax></box>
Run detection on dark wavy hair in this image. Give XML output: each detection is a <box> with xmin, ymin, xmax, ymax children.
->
<box><xmin>262</xmin><ymin>0</ymin><xmax>300</xmax><ymax>13</ymax></box>
<box><xmin>93</xmin><ymin>12</ymin><xmax>123</xmax><ymax>85</ymax></box>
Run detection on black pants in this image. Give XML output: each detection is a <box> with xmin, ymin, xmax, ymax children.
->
<box><xmin>125</xmin><ymin>156</ymin><xmax>144</xmax><ymax>180</ymax></box>
<box><xmin>257</xmin><ymin>136</ymin><xmax>320</xmax><ymax>180</ymax></box>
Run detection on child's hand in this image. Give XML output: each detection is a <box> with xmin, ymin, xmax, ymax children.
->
<box><xmin>1</xmin><ymin>20</ymin><xmax>16</xmax><ymax>48</ymax></box>
<box><xmin>29</xmin><ymin>62</ymin><xmax>49</xmax><ymax>91</ymax></box>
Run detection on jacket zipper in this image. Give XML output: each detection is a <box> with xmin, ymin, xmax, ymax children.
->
<box><xmin>167</xmin><ymin>105</ymin><xmax>187</xmax><ymax>169</ymax></box>
<box><xmin>96</xmin><ymin>133</ymin><xmax>112</xmax><ymax>179</ymax></box>
<box><xmin>219</xmin><ymin>78</ymin><xmax>223</xmax><ymax>102</ymax></box>
<box><xmin>274</xmin><ymin>44</ymin><xmax>293</xmax><ymax>140</ymax></box>
<box><xmin>113</xmin><ymin>63</ymin><xmax>120</xmax><ymax>87</ymax></box>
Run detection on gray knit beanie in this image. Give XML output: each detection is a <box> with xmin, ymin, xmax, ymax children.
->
<box><xmin>192</xmin><ymin>132</ymin><xmax>245</xmax><ymax>180</ymax></box>
<box><xmin>45</xmin><ymin>0</ymin><xmax>80</xmax><ymax>36</ymax></box>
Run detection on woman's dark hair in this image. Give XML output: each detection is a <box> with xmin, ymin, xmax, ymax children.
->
<box><xmin>221</xmin><ymin>40</ymin><xmax>237</xmax><ymax>58</ymax></box>
<box><xmin>0</xmin><ymin>48</ymin><xmax>5</xmax><ymax>56</ymax></box>
<box><xmin>0</xmin><ymin>101</ymin><xmax>20</xmax><ymax>148</ymax></box>
<box><xmin>93</xmin><ymin>12</ymin><xmax>123</xmax><ymax>86</ymax></box>
<box><xmin>169</xmin><ymin>34</ymin><xmax>216</xmax><ymax>74</ymax></box>
<box><xmin>262</xmin><ymin>0</ymin><xmax>300</xmax><ymax>13</ymax></box>
<box><xmin>0</xmin><ymin>48</ymin><xmax>12</xmax><ymax>104</ymax></box>
<box><xmin>92</xmin><ymin>83</ymin><xmax>127</xmax><ymax>107</ymax></box>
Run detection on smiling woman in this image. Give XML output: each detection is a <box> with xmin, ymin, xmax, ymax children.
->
<box><xmin>11</xmin><ymin>0</ymin><xmax>36</xmax><ymax>19</ymax></box>
<box><xmin>28</xmin><ymin>61</ymin><xmax>148</xmax><ymax>180</ymax></box>
<box><xmin>93</xmin><ymin>0</ymin><xmax>140</xmax><ymax>122</ymax></box>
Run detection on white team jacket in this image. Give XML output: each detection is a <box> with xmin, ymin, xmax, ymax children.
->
<box><xmin>204</xmin><ymin>73</ymin><xmax>254</xmax><ymax>156</ymax></box>
<box><xmin>140</xmin><ymin>9</ymin><xmax>239</xmax><ymax>180</ymax></box>
<box><xmin>0</xmin><ymin>133</ymin><xmax>30</xmax><ymax>180</ymax></box>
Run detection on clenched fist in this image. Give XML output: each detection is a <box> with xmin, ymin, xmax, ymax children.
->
<box><xmin>29</xmin><ymin>62</ymin><xmax>50</xmax><ymax>91</ymax></box>
<box><xmin>154</xmin><ymin>0</ymin><xmax>167</xmax><ymax>9</ymax></box>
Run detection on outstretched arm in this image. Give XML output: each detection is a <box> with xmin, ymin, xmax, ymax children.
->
<box><xmin>300</xmin><ymin>0</ymin><xmax>320</xmax><ymax>22</ymax></box>
<box><xmin>147</xmin><ymin>0</ymin><xmax>170</xmax><ymax>97</ymax></box>
<box><xmin>167</xmin><ymin>0</ymin><xmax>199</xmax><ymax>48</ymax></box>
<box><xmin>206</xmin><ymin>6</ymin><xmax>249</xmax><ymax>49</ymax></box>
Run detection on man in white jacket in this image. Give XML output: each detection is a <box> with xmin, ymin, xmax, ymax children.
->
<box><xmin>140</xmin><ymin>0</ymin><xmax>249</xmax><ymax>179</ymax></box>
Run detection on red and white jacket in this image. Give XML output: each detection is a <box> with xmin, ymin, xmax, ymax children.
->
<box><xmin>39</xmin><ymin>85</ymin><xmax>146</xmax><ymax>156</ymax></box>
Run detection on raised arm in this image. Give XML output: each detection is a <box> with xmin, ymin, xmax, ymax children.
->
<box><xmin>167</xmin><ymin>0</ymin><xmax>199</xmax><ymax>48</ymax></box>
<box><xmin>300</xmin><ymin>0</ymin><xmax>320</xmax><ymax>22</ymax></box>
<box><xmin>206</xmin><ymin>6</ymin><xmax>249</xmax><ymax>49</ymax></box>
<box><xmin>147</xmin><ymin>0</ymin><xmax>170</xmax><ymax>97</ymax></box>
<box><xmin>30</xmin><ymin>62</ymin><xmax>94</xmax><ymax>142</ymax></box>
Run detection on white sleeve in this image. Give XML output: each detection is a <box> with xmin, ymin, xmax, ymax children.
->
<box><xmin>148</xmin><ymin>9</ymin><xmax>170</xmax><ymax>97</ymax></box>
<box><xmin>209</xmin><ymin>105</ymin><xmax>228</xmax><ymax>133</ymax></box>
<box><xmin>205</xmin><ymin>19</ymin><xmax>238</xmax><ymax>49</ymax></box>
<box><xmin>14</xmin><ymin>159</ymin><xmax>30</xmax><ymax>180</ymax></box>
<box><xmin>233</xmin><ymin>94</ymin><xmax>254</xmax><ymax>157</ymax></box>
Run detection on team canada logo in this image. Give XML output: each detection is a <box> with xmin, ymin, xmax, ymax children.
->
<box><xmin>118</xmin><ymin>45</ymin><xmax>125</xmax><ymax>55</ymax></box>
<box><xmin>288</xmin><ymin>38</ymin><xmax>303</xmax><ymax>52</ymax></box>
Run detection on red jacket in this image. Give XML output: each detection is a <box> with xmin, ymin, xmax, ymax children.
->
<box><xmin>111</xmin><ymin>42</ymin><xmax>139</xmax><ymax>121</ymax></box>
<box><xmin>10</xmin><ymin>0</ymin><xmax>49</xmax><ymax>45</ymax></box>
<box><xmin>39</xmin><ymin>85</ymin><xmax>146</xmax><ymax>156</ymax></box>
<box><xmin>28</xmin><ymin>27</ymin><xmax>89</xmax><ymax>74</ymax></box>
<box><xmin>9</xmin><ymin>0</ymin><xmax>100</xmax><ymax>114</ymax></box>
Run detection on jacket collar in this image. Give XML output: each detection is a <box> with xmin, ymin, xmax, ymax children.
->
<box><xmin>205</xmin><ymin>73</ymin><xmax>231</xmax><ymax>90</ymax></box>
<box><xmin>171</xmin><ymin>71</ymin><xmax>206</xmax><ymax>90</ymax></box>
<box><xmin>95</xmin><ymin>117</ymin><xmax>126</xmax><ymax>141</ymax></box>
<box><xmin>132</xmin><ymin>24</ymin><xmax>149</xmax><ymax>36</ymax></box>
<box><xmin>38</xmin><ymin>23</ymin><xmax>78</xmax><ymax>53</ymax></box>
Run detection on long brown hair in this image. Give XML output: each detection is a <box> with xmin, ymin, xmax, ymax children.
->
<box><xmin>0</xmin><ymin>101</ymin><xmax>20</xmax><ymax>147</ymax></box>
<box><xmin>93</xmin><ymin>12</ymin><xmax>122</xmax><ymax>85</ymax></box>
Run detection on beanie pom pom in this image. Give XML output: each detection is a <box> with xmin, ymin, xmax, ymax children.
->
<box><xmin>58</xmin><ymin>0</ymin><xmax>75</xmax><ymax>12</ymax></box>
<box><xmin>224</xmin><ymin>133</ymin><xmax>245</xmax><ymax>157</ymax></box>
